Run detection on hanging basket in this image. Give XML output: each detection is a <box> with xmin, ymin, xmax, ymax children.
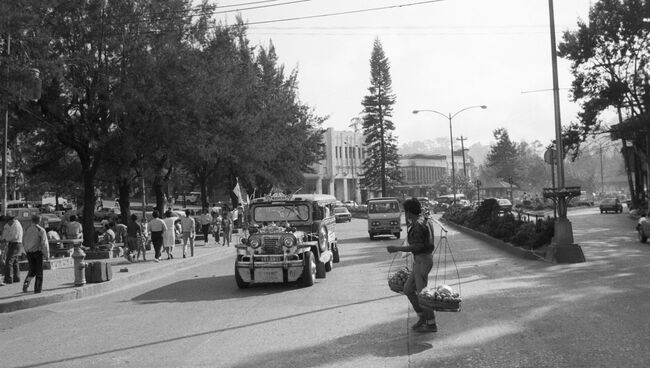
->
<box><xmin>387</xmin><ymin>253</ymin><xmax>411</xmax><ymax>294</ymax></box>
<box><xmin>419</xmin><ymin>220</ymin><xmax>462</xmax><ymax>312</ymax></box>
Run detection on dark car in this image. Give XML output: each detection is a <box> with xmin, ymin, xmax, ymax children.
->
<box><xmin>497</xmin><ymin>198</ymin><xmax>513</xmax><ymax>212</ymax></box>
<box><xmin>599</xmin><ymin>198</ymin><xmax>623</xmax><ymax>214</ymax></box>
<box><xmin>333</xmin><ymin>206</ymin><xmax>352</xmax><ymax>223</ymax></box>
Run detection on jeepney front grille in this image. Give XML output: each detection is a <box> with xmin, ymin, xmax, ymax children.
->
<box><xmin>262</xmin><ymin>236</ymin><xmax>282</xmax><ymax>254</ymax></box>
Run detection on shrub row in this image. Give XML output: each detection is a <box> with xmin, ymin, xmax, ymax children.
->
<box><xmin>441</xmin><ymin>198</ymin><xmax>554</xmax><ymax>249</ymax></box>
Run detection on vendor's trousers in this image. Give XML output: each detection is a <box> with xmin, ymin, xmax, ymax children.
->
<box><xmin>403</xmin><ymin>253</ymin><xmax>435</xmax><ymax>322</ymax></box>
<box><xmin>3</xmin><ymin>242</ymin><xmax>22</xmax><ymax>283</ymax></box>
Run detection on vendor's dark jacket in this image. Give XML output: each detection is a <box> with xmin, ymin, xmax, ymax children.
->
<box><xmin>407</xmin><ymin>216</ymin><xmax>434</xmax><ymax>255</ymax></box>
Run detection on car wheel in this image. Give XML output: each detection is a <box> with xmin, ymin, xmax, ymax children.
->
<box><xmin>369</xmin><ymin>233</ymin><xmax>375</xmax><ymax>240</ymax></box>
<box><xmin>324</xmin><ymin>255</ymin><xmax>333</xmax><ymax>272</ymax></box>
<box><xmin>234</xmin><ymin>258</ymin><xmax>250</xmax><ymax>289</ymax></box>
<box><xmin>639</xmin><ymin>229</ymin><xmax>648</xmax><ymax>243</ymax></box>
<box><xmin>394</xmin><ymin>232</ymin><xmax>401</xmax><ymax>239</ymax></box>
<box><xmin>318</xmin><ymin>226</ymin><xmax>329</xmax><ymax>253</ymax></box>
<box><xmin>299</xmin><ymin>251</ymin><xmax>316</xmax><ymax>287</ymax></box>
<box><xmin>332</xmin><ymin>243</ymin><xmax>340</xmax><ymax>263</ymax></box>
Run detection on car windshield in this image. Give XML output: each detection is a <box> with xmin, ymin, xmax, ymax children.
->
<box><xmin>253</xmin><ymin>204</ymin><xmax>310</xmax><ymax>222</ymax></box>
<box><xmin>602</xmin><ymin>198</ymin><xmax>616</xmax><ymax>204</ymax></box>
<box><xmin>368</xmin><ymin>201</ymin><xmax>399</xmax><ymax>213</ymax></box>
<box><xmin>334</xmin><ymin>207</ymin><xmax>348</xmax><ymax>214</ymax></box>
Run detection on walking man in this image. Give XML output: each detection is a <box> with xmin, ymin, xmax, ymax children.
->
<box><xmin>2</xmin><ymin>216</ymin><xmax>24</xmax><ymax>286</ymax></box>
<box><xmin>22</xmin><ymin>215</ymin><xmax>50</xmax><ymax>293</ymax></box>
<box><xmin>386</xmin><ymin>198</ymin><xmax>437</xmax><ymax>333</ymax></box>
<box><xmin>180</xmin><ymin>210</ymin><xmax>195</xmax><ymax>258</ymax></box>
<box><xmin>198</xmin><ymin>208</ymin><xmax>212</xmax><ymax>246</ymax></box>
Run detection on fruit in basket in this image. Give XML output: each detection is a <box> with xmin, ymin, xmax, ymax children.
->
<box><xmin>437</xmin><ymin>285</ymin><xmax>453</xmax><ymax>296</ymax></box>
<box><xmin>388</xmin><ymin>267</ymin><xmax>410</xmax><ymax>291</ymax></box>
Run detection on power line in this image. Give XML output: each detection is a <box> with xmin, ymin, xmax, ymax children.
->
<box><xmin>245</xmin><ymin>0</ymin><xmax>446</xmax><ymax>26</ymax></box>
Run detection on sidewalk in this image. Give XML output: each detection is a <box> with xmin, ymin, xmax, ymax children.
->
<box><xmin>0</xmin><ymin>237</ymin><xmax>239</xmax><ymax>313</ymax></box>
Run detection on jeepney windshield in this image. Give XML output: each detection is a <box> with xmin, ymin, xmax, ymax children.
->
<box><xmin>253</xmin><ymin>204</ymin><xmax>310</xmax><ymax>222</ymax></box>
<box><xmin>368</xmin><ymin>201</ymin><xmax>400</xmax><ymax>214</ymax></box>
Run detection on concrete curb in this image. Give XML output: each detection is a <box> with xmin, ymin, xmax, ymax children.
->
<box><xmin>0</xmin><ymin>247</ymin><xmax>234</xmax><ymax>313</ymax></box>
<box><xmin>442</xmin><ymin>220</ymin><xmax>542</xmax><ymax>261</ymax></box>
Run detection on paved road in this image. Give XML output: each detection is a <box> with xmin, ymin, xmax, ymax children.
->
<box><xmin>0</xmin><ymin>208</ymin><xmax>648</xmax><ymax>367</ymax></box>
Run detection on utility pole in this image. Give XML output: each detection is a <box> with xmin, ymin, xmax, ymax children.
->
<box><xmin>599</xmin><ymin>143</ymin><xmax>604</xmax><ymax>195</ymax></box>
<box><xmin>2</xmin><ymin>33</ymin><xmax>10</xmax><ymax>216</ymax></box>
<box><xmin>457</xmin><ymin>136</ymin><xmax>468</xmax><ymax>176</ymax></box>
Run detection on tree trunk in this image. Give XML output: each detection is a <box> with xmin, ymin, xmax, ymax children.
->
<box><xmin>153</xmin><ymin>176</ymin><xmax>166</xmax><ymax>214</ymax></box>
<box><xmin>82</xmin><ymin>171</ymin><xmax>96</xmax><ymax>248</ymax></box>
<box><xmin>117</xmin><ymin>178</ymin><xmax>131</xmax><ymax>224</ymax></box>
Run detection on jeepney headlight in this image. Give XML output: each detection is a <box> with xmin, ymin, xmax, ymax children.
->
<box><xmin>371</xmin><ymin>221</ymin><xmax>380</xmax><ymax>226</ymax></box>
<box><xmin>281</xmin><ymin>235</ymin><xmax>295</xmax><ymax>248</ymax></box>
<box><xmin>389</xmin><ymin>220</ymin><xmax>398</xmax><ymax>225</ymax></box>
<box><xmin>249</xmin><ymin>235</ymin><xmax>261</xmax><ymax>248</ymax></box>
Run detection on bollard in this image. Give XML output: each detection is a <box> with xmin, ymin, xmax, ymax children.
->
<box><xmin>72</xmin><ymin>245</ymin><xmax>87</xmax><ymax>286</ymax></box>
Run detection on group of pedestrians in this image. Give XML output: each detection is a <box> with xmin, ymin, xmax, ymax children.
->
<box><xmin>0</xmin><ymin>215</ymin><xmax>50</xmax><ymax>294</ymax></box>
<box><xmin>197</xmin><ymin>207</ymin><xmax>235</xmax><ymax>247</ymax></box>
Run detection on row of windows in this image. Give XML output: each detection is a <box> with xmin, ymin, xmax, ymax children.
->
<box><xmin>400</xmin><ymin>167</ymin><xmax>447</xmax><ymax>185</ymax></box>
<box><xmin>335</xmin><ymin>145</ymin><xmax>364</xmax><ymax>160</ymax></box>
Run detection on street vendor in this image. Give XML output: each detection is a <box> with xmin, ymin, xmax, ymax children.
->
<box><xmin>386</xmin><ymin>198</ymin><xmax>437</xmax><ymax>333</ymax></box>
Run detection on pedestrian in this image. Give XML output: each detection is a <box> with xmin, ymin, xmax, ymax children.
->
<box><xmin>162</xmin><ymin>210</ymin><xmax>178</xmax><ymax>260</ymax></box>
<box><xmin>221</xmin><ymin>207</ymin><xmax>233</xmax><ymax>247</ymax></box>
<box><xmin>126</xmin><ymin>214</ymin><xmax>142</xmax><ymax>262</ymax></box>
<box><xmin>1</xmin><ymin>216</ymin><xmax>24</xmax><ymax>286</ymax></box>
<box><xmin>148</xmin><ymin>210</ymin><xmax>167</xmax><ymax>262</ymax></box>
<box><xmin>180</xmin><ymin>209</ymin><xmax>195</xmax><ymax>258</ymax></box>
<box><xmin>198</xmin><ymin>208</ymin><xmax>212</xmax><ymax>246</ymax></box>
<box><xmin>65</xmin><ymin>215</ymin><xmax>83</xmax><ymax>240</ymax></box>
<box><xmin>386</xmin><ymin>197</ymin><xmax>437</xmax><ymax>333</ymax></box>
<box><xmin>22</xmin><ymin>215</ymin><xmax>49</xmax><ymax>293</ymax></box>
<box><xmin>212</xmin><ymin>211</ymin><xmax>221</xmax><ymax>245</ymax></box>
<box><xmin>115</xmin><ymin>221</ymin><xmax>127</xmax><ymax>244</ymax></box>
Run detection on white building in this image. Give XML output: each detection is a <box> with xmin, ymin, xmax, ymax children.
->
<box><xmin>302</xmin><ymin>127</ymin><xmax>364</xmax><ymax>204</ymax></box>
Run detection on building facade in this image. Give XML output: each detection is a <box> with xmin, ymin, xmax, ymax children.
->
<box><xmin>302</xmin><ymin>127</ymin><xmax>365</xmax><ymax>204</ymax></box>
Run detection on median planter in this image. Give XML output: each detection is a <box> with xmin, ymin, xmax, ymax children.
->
<box><xmin>441</xmin><ymin>220</ymin><xmax>542</xmax><ymax>261</ymax></box>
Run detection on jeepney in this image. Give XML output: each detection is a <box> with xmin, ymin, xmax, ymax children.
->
<box><xmin>367</xmin><ymin>197</ymin><xmax>402</xmax><ymax>240</ymax></box>
<box><xmin>235</xmin><ymin>193</ymin><xmax>339</xmax><ymax>288</ymax></box>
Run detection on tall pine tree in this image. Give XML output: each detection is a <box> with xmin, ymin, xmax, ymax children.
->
<box><xmin>360</xmin><ymin>38</ymin><xmax>401</xmax><ymax>197</ymax></box>
<box><xmin>484</xmin><ymin>128</ymin><xmax>518</xmax><ymax>181</ymax></box>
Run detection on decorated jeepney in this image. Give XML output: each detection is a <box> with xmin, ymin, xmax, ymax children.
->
<box><xmin>235</xmin><ymin>193</ymin><xmax>339</xmax><ymax>288</ymax></box>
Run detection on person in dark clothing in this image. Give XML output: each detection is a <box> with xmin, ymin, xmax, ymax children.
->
<box><xmin>22</xmin><ymin>215</ymin><xmax>49</xmax><ymax>293</ymax></box>
<box><xmin>387</xmin><ymin>198</ymin><xmax>437</xmax><ymax>333</ymax></box>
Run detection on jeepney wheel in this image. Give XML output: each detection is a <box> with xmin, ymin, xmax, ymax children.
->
<box><xmin>369</xmin><ymin>233</ymin><xmax>375</xmax><ymax>240</ymax></box>
<box><xmin>332</xmin><ymin>243</ymin><xmax>340</xmax><ymax>263</ymax></box>
<box><xmin>639</xmin><ymin>229</ymin><xmax>648</xmax><ymax>243</ymax></box>
<box><xmin>394</xmin><ymin>232</ymin><xmax>401</xmax><ymax>239</ymax></box>
<box><xmin>318</xmin><ymin>226</ymin><xmax>329</xmax><ymax>253</ymax></box>
<box><xmin>234</xmin><ymin>259</ymin><xmax>250</xmax><ymax>289</ymax></box>
<box><xmin>299</xmin><ymin>251</ymin><xmax>316</xmax><ymax>287</ymax></box>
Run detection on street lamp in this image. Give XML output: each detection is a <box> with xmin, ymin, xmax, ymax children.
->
<box><xmin>412</xmin><ymin>105</ymin><xmax>487</xmax><ymax>203</ymax></box>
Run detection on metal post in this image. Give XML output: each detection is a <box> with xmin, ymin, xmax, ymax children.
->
<box><xmin>547</xmin><ymin>0</ymin><xmax>584</xmax><ymax>262</ymax></box>
<box><xmin>2</xmin><ymin>33</ymin><xmax>9</xmax><ymax>216</ymax></box>
<box><xmin>448</xmin><ymin>114</ymin><xmax>456</xmax><ymax>203</ymax></box>
<box><xmin>457</xmin><ymin>136</ymin><xmax>468</xmax><ymax>176</ymax></box>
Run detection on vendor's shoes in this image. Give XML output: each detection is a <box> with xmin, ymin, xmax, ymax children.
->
<box><xmin>411</xmin><ymin>317</ymin><xmax>426</xmax><ymax>330</ymax></box>
<box><xmin>414</xmin><ymin>323</ymin><xmax>437</xmax><ymax>333</ymax></box>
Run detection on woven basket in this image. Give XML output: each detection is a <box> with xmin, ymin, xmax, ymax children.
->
<box><xmin>418</xmin><ymin>296</ymin><xmax>461</xmax><ymax>312</ymax></box>
<box><xmin>387</xmin><ymin>267</ymin><xmax>410</xmax><ymax>294</ymax></box>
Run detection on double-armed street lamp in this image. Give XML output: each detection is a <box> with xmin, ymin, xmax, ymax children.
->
<box><xmin>412</xmin><ymin>105</ymin><xmax>487</xmax><ymax>203</ymax></box>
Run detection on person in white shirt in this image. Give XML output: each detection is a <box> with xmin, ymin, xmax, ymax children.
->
<box><xmin>180</xmin><ymin>210</ymin><xmax>196</xmax><ymax>258</ymax></box>
<box><xmin>65</xmin><ymin>215</ymin><xmax>83</xmax><ymax>240</ymax></box>
<box><xmin>2</xmin><ymin>216</ymin><xmax>24</xmax><ymax>286</ymax></box>
<box><xmin>148</xmin><ymin>210</ymin><xmax>167</xmax><ymax>262</ymax></box>
<box><xmin>22</xmin><ymin>215</ymin><xmax>50</xmax><ymax>293</ymax></box>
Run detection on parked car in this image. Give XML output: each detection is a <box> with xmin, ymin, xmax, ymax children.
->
<box><xmin>41</xmin><ymin>213</ymin><xmax>63</xmax><ymax>231</ymax></box>
<box><xmin>599</xmin><ymin>198</ymin><xmax>623</xmax><ymax>213</ymax></box>
<box><xmin>343</xmin><ymin>200</ymin><xmax>358</xmax><ymax>209</ymax></box>
<box><xmin>497</xmin><ymin>198</ymin><xmax>513</xmax><ymax>212</ymax></box>
<box><xmin>334</xmin><ymin>206</ymin><xmax>352</xmax><ymax>223</ymax></box>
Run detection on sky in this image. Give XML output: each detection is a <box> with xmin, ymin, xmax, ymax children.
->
<box><xmin>213</xmin><ymin>0</ymin><xmax>593</xmax><ymax>147</ymax></box>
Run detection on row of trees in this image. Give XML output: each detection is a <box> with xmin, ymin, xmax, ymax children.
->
<box><xmin>1</xmin><ymin>0</ymin><xmax>326</xmax><ymax>246</ymax></box>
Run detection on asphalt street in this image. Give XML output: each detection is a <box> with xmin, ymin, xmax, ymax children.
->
<box><xmin>0</xmin><ymin>207</ymin><xmax>648</xmax><ymax>368</ymax></box>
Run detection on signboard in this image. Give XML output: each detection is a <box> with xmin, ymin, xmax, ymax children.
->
<box><xmin>544</xmin><ymin>148</ymin><xmax>558</xmax><ymax>165</ymax></box>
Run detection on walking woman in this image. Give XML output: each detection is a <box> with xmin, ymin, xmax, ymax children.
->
<box><xmin>221</xmin><ymin>207</ymin><xmax>233</xmax><ymax>246</ymax></box>
<box><xmin>148</xmin><ymin>210</ymin><xmax>167</xmax><ymax>262</ymax></box>
<box><xmin>162</xmin><ymin>210</ymin><xmax>179</xmax><ymax>260</ymax></box>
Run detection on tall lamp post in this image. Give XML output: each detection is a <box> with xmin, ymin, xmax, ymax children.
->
<box><xmin>413</xmin><ymin>105</ymin><xmax>487</xmax><ymax>203</ymax></box>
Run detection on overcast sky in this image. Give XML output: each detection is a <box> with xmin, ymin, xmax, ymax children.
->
<box><xmin>215</xmin><ymin>0</ymin><xmax>592</xmax><ymax>147</ymax></box>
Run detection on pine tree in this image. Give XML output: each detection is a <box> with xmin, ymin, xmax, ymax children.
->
<box><xmin>360</xmin><ymin>38</ymin><xmax>401</xmax><ymax>197</ymax></box>
<box><xmin>485</xmin><ymin>128</ymin><xmax>518</xmax><ymax>181</ymax></box>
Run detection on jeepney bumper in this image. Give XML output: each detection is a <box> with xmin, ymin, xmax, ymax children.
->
<box><xmin>236</xmin><ymin>254</ymin><xmax>304</xmax><ymax>283</ymax></box>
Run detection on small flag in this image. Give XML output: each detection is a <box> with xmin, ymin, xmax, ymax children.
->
<box><xmin>233</xmin><ymin>178</ymin><xmax>244</xmax><ymax>205</ymax></box>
